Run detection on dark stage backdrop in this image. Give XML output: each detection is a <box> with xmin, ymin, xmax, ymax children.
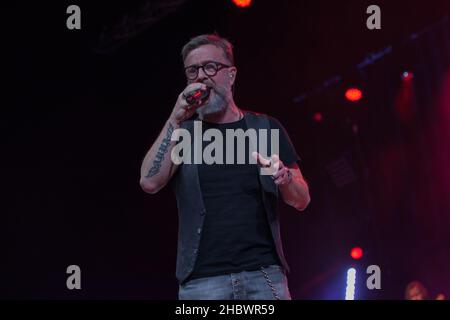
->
<box><xmin>5</xmin><ymin>0</ymin><xmax>450</xmax><ymax>299</ymax></box>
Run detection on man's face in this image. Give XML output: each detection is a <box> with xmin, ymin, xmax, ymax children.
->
<box><xmin>184</xmin><ymin>44</ymin><xmax>236</xmax><ymax>117</ymax></box>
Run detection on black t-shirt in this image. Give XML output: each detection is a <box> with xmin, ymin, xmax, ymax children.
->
<box><xmin>189</xmin><ymin>116</ymin><xmax>300</xmax><ymax>280</ymax></box>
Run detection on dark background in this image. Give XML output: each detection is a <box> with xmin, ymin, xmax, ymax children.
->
<box><xmin>5</xmin><ymin>0</ymin><xmax>450</xmax><ymax>299</ymax></box>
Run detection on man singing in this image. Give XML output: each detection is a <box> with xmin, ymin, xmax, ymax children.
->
<box><xmin>140</xmin><ymin>34</ymin><xmax>310</xmax><ymax>300</ymax></box>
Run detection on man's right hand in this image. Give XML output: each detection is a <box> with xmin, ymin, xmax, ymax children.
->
<box><xmin>170</xmin><ymin>83</ymin><xmax>209</xmax><ymax>124</ymax></box>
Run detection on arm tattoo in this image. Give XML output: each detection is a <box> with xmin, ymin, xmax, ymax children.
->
<box><xmin>146</xmin><ymin>122</ymin><xmax>175</xmax><ymax>178</ymax></box>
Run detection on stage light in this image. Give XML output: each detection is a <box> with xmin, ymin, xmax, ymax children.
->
<box><xmin>350</xmin><ymin>247</ymin><xmax>363</xmax><ymax>260</ymax></box>
<box><xmin>345</xmin><ymin>268</ymin><xmax>356</xmax><ymax>300</ymax></box>
<box><xmin>395</xmin><ymin>71</ymin><xmax>416</xmax><ymax>124</ymax></box>
<box><xmin>232</xmin><ymin>0</ymin><xmax>252</xmax><ymax>8</ymax></box>
<box><xmin>345</xmin><ymin>88</ymin><xmax>363</xmax><ymax>102</ymax></box>
<box><xmin>402</xmin><ymin>71</ymin><xmax>414</xmax><ymax>81</ymax></box>
<box><xmin>313</xmin><ymin>112</ymin><xmax>323</xmax><ymax>122</ymax></box>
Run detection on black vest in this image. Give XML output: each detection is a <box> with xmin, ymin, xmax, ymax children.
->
<box><xmin>173</xmin><ymin>110</ymin><xmax>290</xmax><ymax>284</ymax></box>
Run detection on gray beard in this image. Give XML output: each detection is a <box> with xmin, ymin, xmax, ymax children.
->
<box><xmin>196</xmin><ymin>90</ymin><xmax>227</xmax><ymax>118</ymax></box>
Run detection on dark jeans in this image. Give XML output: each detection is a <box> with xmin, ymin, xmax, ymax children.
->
<box><xmin>178</xmin><ymin>264</ymin><xmax>291</xmax><ymax>300</ymax></box>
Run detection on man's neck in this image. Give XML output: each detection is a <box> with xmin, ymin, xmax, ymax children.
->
<box><xmin>200</xmin><ymin>101</ymin><xmax>242</xmax><ymax>124</ymax></box>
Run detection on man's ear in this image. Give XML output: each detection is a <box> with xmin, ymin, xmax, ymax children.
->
<box><xmin>228</xmin><ymin>66</ymin><xmax>237</xmax><ymax>86</ymax></box>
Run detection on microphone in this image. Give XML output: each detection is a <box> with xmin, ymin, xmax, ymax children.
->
<box><xmin>184</xmin><ymin>87</ymin><xmax>211</xmax><ymax>105</ymax></box>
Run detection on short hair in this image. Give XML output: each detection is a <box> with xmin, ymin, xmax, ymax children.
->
<box><xmin>181</xmin><ymin>34</ymin><xmax>234</xmax><ymax>65</ymax></box>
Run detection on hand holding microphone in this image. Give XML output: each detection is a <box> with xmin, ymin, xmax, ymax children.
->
<box><xmin>170</xmin><ymin>83</ymin><xmax>211</xmax><ymax>124</ymax></box>
<box><xmin>183</xmin><ymin>86</ymin><xmax>211</xmax><ymax>105</ymax></box>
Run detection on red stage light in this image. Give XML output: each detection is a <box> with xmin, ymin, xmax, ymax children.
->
<box><xmin>350</xmin><ymin>247</ymin><xmax>363</xmax><ymax>260</ymax></box>
<box><xmin>313</xmin><ymin>112</ymin><xmax>323</xmax><ymax>122</ymax></box>
<box><xmin>402</xmin><ymin>71</ymin><xmax>414</xmax><ymax>81</ymax></box>
<box><xmin>345</xmin><ymin>88</ymin><xmax>363</xmax><ymax>102</ymax></box>
<box><xmin>232</xmin><ymin>0</ymin><xmax>252</xmax><ymax>8</ymax></box>
<box><xmin>395</xmin><ymin>71</ymin><xmax>416</xmax><ymax>124</ymax></box>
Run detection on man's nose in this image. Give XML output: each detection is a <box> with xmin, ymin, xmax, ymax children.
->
<box><xmin>196</xmin><ymin>67</ymin><xmax>209</xmax><ymax>82</ymax></box>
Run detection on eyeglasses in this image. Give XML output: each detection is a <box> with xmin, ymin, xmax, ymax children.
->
<box><xmin>184</xmin><ymin>61</ymin><xmax>232</xmax><ymax>80</ymax></box>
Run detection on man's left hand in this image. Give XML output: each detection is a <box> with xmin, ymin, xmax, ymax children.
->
<box><xmin>252</xmin><ymin>152</ymin><xmax>292</xmax><ymax>186</ymax></box>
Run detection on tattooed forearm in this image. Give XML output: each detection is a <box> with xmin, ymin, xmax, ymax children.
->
<box><xmin>145</xmin><ymin>122</ymin><xmax>174</xmax><ymax>178</ymax></box>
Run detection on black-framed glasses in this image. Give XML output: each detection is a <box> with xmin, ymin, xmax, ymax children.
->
<box><xmin>184</xmin><ymin>61</ymin><xmax>232</xmax><ymax>80</ymax></box>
